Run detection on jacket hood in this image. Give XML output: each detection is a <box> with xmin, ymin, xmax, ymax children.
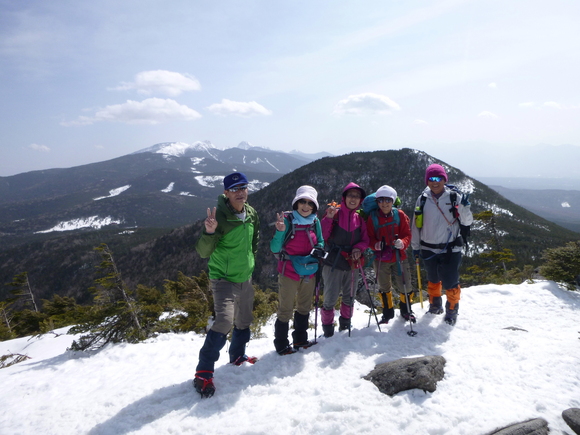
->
<box><xmin>341</xmin><ymin>182</ymin><xmax>366</xmax><ymax>199</ymax></box>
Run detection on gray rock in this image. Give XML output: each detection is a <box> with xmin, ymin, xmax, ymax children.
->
<box><xmin>363</xmin><ymin>355</ymin><xmax>446</xmax><ymax>396</ymax></box>
<box><xmin>485</xmin><ymin>418</ymin><xmax>549</xmax><ymax>435</ymax></box>
<box><xmin>563</xmin><ymin>408</ymin><xmax>580</xmax><ymax>434</ymax></box>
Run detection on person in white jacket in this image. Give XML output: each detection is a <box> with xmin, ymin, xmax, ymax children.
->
<box><xmin>411</xmin><ymin>164</ymin><xmax>473</xmax><ymax>325</ymax></box>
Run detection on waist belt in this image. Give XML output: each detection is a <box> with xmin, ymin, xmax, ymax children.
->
<box><xmin>420</xmin><ymin>238</ymin><xmax>462</xmax><ymax>250</ymax></box>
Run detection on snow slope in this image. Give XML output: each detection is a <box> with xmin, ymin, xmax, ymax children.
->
<box><xmin>1</xmin><ymin>281</ymin><xmax>579</xmax><ymax>435</ymax></box>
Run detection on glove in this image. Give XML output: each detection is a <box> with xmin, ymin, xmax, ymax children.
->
<box><xmin>413</xmin><ymin>250</ymin><xmax>420</xmax><ymax>259</ymax></box>
<box><xmin>394</xmin><ymin>239</ymin><xmax>404</xmax><ymax>250</ymax></box>
<box><xmin>461</xmin><ymin>193</ymin><xmax>470</xmax><ymax>206</ymax></box>
<box><xmin>374</xmin><ymin>241</ymin><xmax>384</xmax><ymax>251</ymax></box>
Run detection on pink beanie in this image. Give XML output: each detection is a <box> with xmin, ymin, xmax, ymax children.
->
<box><xmin>425</xmin><ymin>164</ymin><xmax>448</xmax><ymax>185</ymax></box>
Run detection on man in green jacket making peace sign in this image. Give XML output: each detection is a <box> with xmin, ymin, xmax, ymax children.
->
<box><xmin>194</xmin><ymin>172</ymin><xmax>260</xmax><ymax>398</ymax></box>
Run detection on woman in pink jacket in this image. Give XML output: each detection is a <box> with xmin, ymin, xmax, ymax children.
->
<box><xmin>320</xmin><ymin>182</ymin><xmax>369</xmax><ymax>337</ymax></box>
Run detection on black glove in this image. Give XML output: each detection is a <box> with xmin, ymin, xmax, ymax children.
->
<box><xmin>413</xmin><ymin>250</ymin><xmax>421</xmax><ymax>259</ymax></box>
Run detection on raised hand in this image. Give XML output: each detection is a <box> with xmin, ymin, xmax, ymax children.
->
<box><xmin>326</xmin><ymin>205</ymin><xmax>338</xmax><ymax>219</ymax></box>
<box><xmin>205</xmin><ymin>207</ymin><xmax>218</xmax><ymax>233</ymax></box>
<box><xmin>275</xmin><ymin>212</ymin><xmax>286</xmax><ymax>232</ymax></box>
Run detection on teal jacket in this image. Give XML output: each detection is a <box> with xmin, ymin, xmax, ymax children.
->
<box><xmin>196</xmin><ymin>195</ymin><xmax>260</xmax><ymax>283</ymax></box>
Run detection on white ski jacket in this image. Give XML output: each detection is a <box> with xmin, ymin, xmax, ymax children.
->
<box><xmin>411</xmin><ymin>186</ymin><xmax>473</xmax><ymax>254</ymax></box>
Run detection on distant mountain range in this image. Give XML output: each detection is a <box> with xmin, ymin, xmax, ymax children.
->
<box><xmin>487</xmin><ymin>185</ymin><xmax>580</xmax><ymax>233</ymax></box>
<box><xmin>0</xmin><ymin>141</ymin><xmax>331</xmax><ymax>244</ymax></box>
<box><xmin>1</xmin><ymin>147</ymin><xmax>578</xmax><ymax>307</ymax></box>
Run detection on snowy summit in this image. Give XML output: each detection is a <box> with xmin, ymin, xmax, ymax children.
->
<box><xmin>1</xmin><ymin>281</ymin><xmax>579</xmax><ymax>434</ymax></box>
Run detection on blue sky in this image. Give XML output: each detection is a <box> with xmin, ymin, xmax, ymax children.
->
<box><xmin>1</xmin><ymin>0</ymin><xmax>579</xmax><ymax>176</ymax></box>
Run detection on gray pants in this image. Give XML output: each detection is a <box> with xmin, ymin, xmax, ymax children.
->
<box><xmin>321</xmin><ymin>266</ymin><xmax>358</xmax><ymax>310</ymax></box>
<box><xmin>210</xmin><ymin>278</ymin><xmax>254</xmax><ymax>335</ymax></box>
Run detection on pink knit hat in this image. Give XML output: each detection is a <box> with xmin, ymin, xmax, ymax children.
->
<box><xmin>425</xmin><ymin>164</ymin><xmax>448</xmax><ymax>185</ymax></box>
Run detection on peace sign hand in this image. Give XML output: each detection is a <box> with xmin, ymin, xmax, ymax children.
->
<box><xmin>205</xmin><ymin>207</ymin><xmax>218</xmax><ymax>234</ymax></box>
<box><xmin>275</xmin><ymin>212</ymin><xmax>286</xmax><ymax>232</ymax></box>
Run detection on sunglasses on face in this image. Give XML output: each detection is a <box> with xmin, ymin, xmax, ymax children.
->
<box><xmin>298</xmin><ymin>199</ymin><xmax>315</xmax><ymax>208</ymax></box>
<box><xmin>376</xmin><ymin>197</ymin><xmax>393</xmax><ymax>204</ymax></box>
<box><xmin>428</xmin><ymin>176</ymin><xmax>444</xmax><ymax>182</ymax></box>
<box><xmin>228</xmin><ymin>185</ymin><xmax>248</xmax><ymax>193</ymax></box>
<box><xmin>346</xmin><ymin>194</ymin><xmax>361</xmax><ymax>199</ymax></box>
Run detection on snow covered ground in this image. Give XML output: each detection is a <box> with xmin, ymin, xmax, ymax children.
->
<box><xmin>1</xmin><ymin>281</ymin><xmax>579</xmax><ymax>435</ymax></box>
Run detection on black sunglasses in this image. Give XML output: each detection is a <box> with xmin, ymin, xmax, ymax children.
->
<box><xmin>228</xmin><ymin>185</ymin><xmax>248</xmax><ymax>193</ymax></box>
<box><xmin>428</xmin><ymin>176</ymin><xmax>444</xmax><ymax>182</ymax></box>
<box><xmin>298</xmin><ymin>199</ymin><xmax>315</xmax><ymax>208</ymax></box>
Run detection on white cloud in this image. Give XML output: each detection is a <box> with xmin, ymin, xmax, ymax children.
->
<box><xmin>520</xmin><ymin>101</ymin><xmax>578</xmax><ymax>110</ymax></box>
<box><xmin>29</xmin><ymin>143</ymin><xmax>50</xmax><ymax>152</ymax></box>
<box><xmin>477</xmin><ymin>111</ymin><xmax>498</xmax><ymax>119</ymax></box>
<box><xmin>333</xmin><ymin>93</ymin><xmax>401</xmax><ymax>116</ymax></box>
<box><xmin>488</xmin><ymin>82</ymin><xmax>497</xmax><ymax>88</ymax></box>
<box><xmin>62</xmin><ymin>98</ymin><xmax>202</xmax><ymax>126</ymax></box>
<box><xmin>206</xmin><ymin>99</ymin><xmax>272</xmax><ymax>117</ymax></box>
<box><xmin>413</xmin><ymin>119</ymin><xmax>428</xmax><ymax>125</ymax></box>
<box><xmin>543</xmin><ymin>101</ymin><xmax>562</xmax><ymax>109</ymax></box>
<box><xmin>111</xmin><ymin>70</ymin><xmax>201</xmax><ymax>97</ymax></box>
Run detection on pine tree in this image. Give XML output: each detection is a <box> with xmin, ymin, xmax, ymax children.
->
<box><xmin>541</xmin><ymin>241</ymin><xmax>580</xmax><ymax>291</ymax></box>
<box><xmin>8</xmin><ymin>272</ymin><xmax>39</xmax><ymax>312</ymax></box>
<box><xmin>68</xmin><ymin>244</ymin><xmax>146</xmax><ymax>351</ymax></box>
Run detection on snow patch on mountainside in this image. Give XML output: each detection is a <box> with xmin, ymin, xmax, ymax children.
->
<box><xmin>35</xmin><ymin>216</ymin><xmax>123</xmax><ymax>233</ymax></box>
<box><xmin>161</xmin><ymin>182</ymin><xmax>175</xmax><ymax>193</ymax></box>
<box><xmin>195</xmin><ymin>175</ymin><xmax>222</xmax><ymax>188</ymax></box>
<box><xmin>248</xmin><ymin>180</ymin><xmax>270</xmax><ymax>191</ymax></box>
<box><xmin>93</xmin><ymin>185</ymin><xmax>131</xmax><ymax>201</ymax></box>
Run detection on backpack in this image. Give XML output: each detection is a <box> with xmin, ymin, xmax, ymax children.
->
<box><xmin>414</xmin><ymin>185</ymin><xmax>471</xmax><ymax>250</ymax></box>
<box><xmin>361</xmin><ymin>192</ymin><xmax>402</xmax><ymax>264</ymax></box>
<box><xmin>275</xmin><ymin>212</ymin><xmax>320</xmax><ymax>276</ymax></box>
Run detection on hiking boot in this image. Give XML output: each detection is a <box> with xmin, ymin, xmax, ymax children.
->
<box><xmin>402</xmin><ymin>312</ymin><xmax>417</xmax><ymax>323</ymax></box>
<box><xmin>231</xmin><ymin>355</ymin><xmax>258</xmax><ymax>366</ymax></box>
<box><xmin>444</xmin><ymin>301</ymin><xmax>459</xmax><ymax>325</ymax></box>
<box><xmin>293</xmin><ymin>341</ymin><xmax>316</xmax><ymax>351</ymax></box>
<box><xmin>338</xmin><ymin>316</ymin><xmax>351</xmax><ymax>332</ymax></box>
<box><xmin>193</xmin><ymin>374</ymin><xmax>215</xmax><ymax>398</ymax></box>
<box><xmin>428</xmin><ymin>296</ymin><xmax>444</xmax><ymax>315</ymax></box>
<box><xmin>322</xmin><ymin>324</ymin><xmax>334</xmax><ymax>338</ymax></box>
<box><xmin>277</xmin><ymin>345</ymin><xmax>297</xmax><ymax>356</ymax></box>
<box><xmin>379</xmin><ymin>307</ymin><xmax>395</xmax><ymax>324</ymax></box>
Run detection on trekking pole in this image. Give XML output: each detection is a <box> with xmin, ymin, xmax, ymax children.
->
<box><xmin>396</xmin><ymin>235</ymin><xmax>417</xmax><ymax>337</ymax></box>
<box><xmin>415</xmin><ymin>255</ymin><xmax>424</xmax><ymax>309</ymax></box>
<box><xmin>313</xmin><ymin>260</ymin><xmax>323</xmax><ymax>344</ymax></box>
<box><xmin>360</xmin><ymin>262</ymin><xmax>381</xmax><ymax>331</ymax></box>
<box><xmin>348</xmin><ymin>266</ymin><xmax>356</xmax><ymax>337</ymax></box>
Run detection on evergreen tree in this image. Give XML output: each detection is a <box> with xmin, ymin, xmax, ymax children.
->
<box><xmin>8</xmin><ymin>272</ymin><xmax>39</xmax><ymax>312</ymax></box>
<box><xmin>68</xmin><ymin>244</ymin><xmax>145</xmax><ymax>351</ymax></box>
<box><xmin>540</xmin><ymin>241</ymin><xmax>580</xmax><ymax>291</ymax></box>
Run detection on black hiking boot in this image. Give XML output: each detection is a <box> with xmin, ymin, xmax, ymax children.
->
<box><xmin>444</xmin><ymin>301</ymin><xmax>459</xmax><ymax>325</ymax></box>
<box><xmin>428</xmin><ymin>296</ymin><xmax>444</xmax><ymax>315</ymax></box>
<box><xmin>379</xmin><ymin>307</ymin><xmax>395</xmax><ymax>324</ymax></box>
<box><xmin>277</xmin><ymin>345</ymin><xmax>297</xmax><ymax>356</ymax></box>
<box><xmin>293</xmin><ymin>341</ymin><xmax>317</xmax><ymax>351</ymax></box>
<box><xmin>231</xmin><ymin>355</ymin><xmax>258</xmax><ymax>366</ymax></box>
<box><xmin>322</xmin><ymin>324</ymin><xmax>334</xmax><ymax>338</ymax></box>
<box><xmin>338</xmin><ymin>316</ymin><xmax>351</xmax><ymax>332</ymax></box>
<box><xmin>193</xmin><ymin>374</ymin><xmax>215</xmax><ymax>398</ymax></box>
